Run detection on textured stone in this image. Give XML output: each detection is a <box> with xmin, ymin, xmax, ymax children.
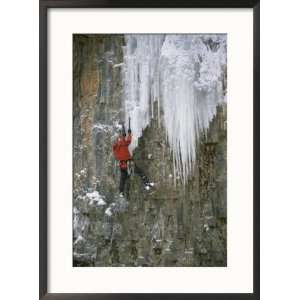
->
<box><xmin>73</xmin><ymin>35</ymin><xmax>227</xmax><ymax>267</ymax></box>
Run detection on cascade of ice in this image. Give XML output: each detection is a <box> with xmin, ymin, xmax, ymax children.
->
<box><xmin>123</xmin><ymin>35</ymin><xmax>165</xmax><ymax>150</ymax></box>
<box><xmin>123</xmin><ymin>34</ymin><xmax>227</xmax><ymax>184</ymax></box>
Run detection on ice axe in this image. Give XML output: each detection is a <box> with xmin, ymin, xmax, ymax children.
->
<box><xmin>121</xmin><ymin>122</ymin><xmax>126</xmax><ymax>137</ymax></box>
<box><xmin>128</xmin><ymin>117</ymin><xmax>131</xmax><ymax>133</ymax></box>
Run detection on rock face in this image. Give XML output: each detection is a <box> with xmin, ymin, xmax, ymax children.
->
<box><xmin>73</xmin><ymin>35</ymin><xmax>227</xmax><ymax>267</ymax></box>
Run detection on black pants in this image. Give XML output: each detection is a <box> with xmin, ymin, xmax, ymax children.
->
<box><xmin>119</xmin><ymin>162</ymin><xmax>149</xmax><ymax>193</ymax></box>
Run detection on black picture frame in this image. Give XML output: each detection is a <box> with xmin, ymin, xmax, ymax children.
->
<box><xmin>40</xmin><ymin>1</ymin><xmax>260</xmax><ymax>299</ymax></box>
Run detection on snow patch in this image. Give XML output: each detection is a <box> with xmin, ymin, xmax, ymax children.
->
<box><xmin>74</xmin><ymin>235</ymin><xmax>84</xmax><ymax>245</ymax></box>
<box><xmin>86</xmin><ymin>191</ymin><xmax>106</xmax><ymax>206</ymax></box>
<box><xmin>105</xmin><ymin>207</ymin><xmax>112</xmax><ymax>216</ymax></box>
<box><xmin>113</xmin><ymin>62</ymin><xmax>124</xmax><ymax>68</ymax></box>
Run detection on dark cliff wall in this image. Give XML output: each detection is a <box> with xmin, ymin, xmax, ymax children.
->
<box><xmin>73</xmin><ymin>34</ymin><xmax>124</xmax><ymax>191</ymax></box>
<box><xmin>73</xmin><ymin>35</ymin><xmax>227</xmax><ymax>267</ymax></box>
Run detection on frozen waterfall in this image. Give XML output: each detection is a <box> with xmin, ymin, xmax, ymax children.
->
<box><xmin>123</xmin><ymin>34</ymin><xmax>227</xmax><ymax>184</ymax></box>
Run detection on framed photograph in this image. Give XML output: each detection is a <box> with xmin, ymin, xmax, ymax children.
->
<box><xmin>40</xmin><ymin>0</ymin><xmax>259</xmax><ymax>299</ymax></box>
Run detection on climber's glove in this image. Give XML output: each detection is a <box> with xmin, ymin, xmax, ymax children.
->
<box><xmin>128</xmin><ymin>129</ymin><xmax>132</xmax><ymax>134</ymax></box>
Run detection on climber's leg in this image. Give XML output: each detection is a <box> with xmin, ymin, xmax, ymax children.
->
<box><xmin>119</xmin><ymin>168</ymin><xmax>128</xmax><ymax>194</ymax></box>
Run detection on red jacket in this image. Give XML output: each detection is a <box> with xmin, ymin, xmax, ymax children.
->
<box><xmin>112</xmin><ymin>134</ymin><xmax>132</xmax><ymax>161</ymax></box>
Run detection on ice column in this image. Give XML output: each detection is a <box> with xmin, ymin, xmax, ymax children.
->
<box><xmin>123</xmin><ymin>35</ymin><xmax>164</xmax><ymax>150</ymax></box>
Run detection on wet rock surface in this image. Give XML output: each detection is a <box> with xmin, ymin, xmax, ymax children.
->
<box><xmin>73</xmin><ymin>35</ymin><xmax>227</xmax><ymax>267</ymax></box>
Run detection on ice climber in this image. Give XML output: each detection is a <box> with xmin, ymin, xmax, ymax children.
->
<box><xmin>112</xmin><ymin>122</ymin><xmax>154</xmax><ymax>197</ymax></box>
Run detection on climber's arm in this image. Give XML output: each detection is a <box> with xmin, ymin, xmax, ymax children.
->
<box><xmin>125</xmin><ymin>133</ymin><xmax>132</xmax><ymax>145</ymax></box>
<box><xmin>113</xmin><ymin>137</ymin><xmax>122</xmax><ymax>148</ymax></box>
